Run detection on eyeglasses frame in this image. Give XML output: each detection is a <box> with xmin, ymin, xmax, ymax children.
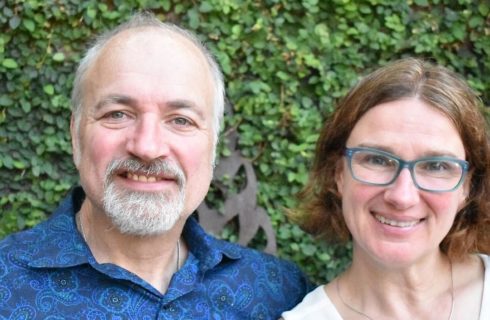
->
<box><xmin>344</xmin><ymin>147</ymin><xmax>469</xmax><ymax>193</ymax></box>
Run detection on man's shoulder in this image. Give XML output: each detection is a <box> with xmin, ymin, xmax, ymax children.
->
<box><xmin>0</xmin><ymin>218</ymin><xmax>62</xmax><ymax>275</ymax></box>
<box><xmin>0</xmin><ymin>224</ymin><xmax>50</xmax><ymax>295</ymax></box>
<box><xmin>1</xmin><ymin>202</ymin><xmax>71</xmax><ymax>244</ymax></box>
<box><xmin>184</xmin><ymin>235</ymin><xmax>313</xmax><ymax>317</ymax></box>
<box><xmin>0</xmin><ymin>220</ymin><xmax>46</xmax><ymax>257</ymax></box>
<box><xmin>185</xmin><ymin>217</ymin><xmax>305</xmax><ymax>277</ymax></box>
<box><xmin>200</xmin><ymin>234</ymin><xmax>311</xmax><ymax>293</ymax></box>
<box><xmin>0</xmin><ymin>191</ymin><xmax>81</xmax><ymax>268</ymax></box>
<box><xmin>217</xmin><ymin>237</ymin><xmax>302</xmax><ymax>272</ymax></box>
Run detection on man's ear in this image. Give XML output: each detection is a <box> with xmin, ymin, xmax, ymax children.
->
<box><xmin>70</xmin><ymin>115</ymin><xmax>80</xmax><ymax>168</ymax></box>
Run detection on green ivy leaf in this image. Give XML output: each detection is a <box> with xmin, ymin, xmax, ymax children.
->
<box><xmin>2</xmin><ymin>58</ymin><xmax>18</xmax><ymax>69</ymax></box>
<box><xmin>20</xmin><ymin>101</ymin><xmax>31</xmax><ymax>113</ymax></box>
<box><xmin>87</xmin><ymin>8</ymin><xmax>97</xmax><ymax>19</ymax></box>
<box><xmin>199</xmin><ymin>1</ymin><xmax>214</xmax><ymax>13</ymax></box>
<box><xmin>13</xmin><ymin>160</ymin><xmax>26</xmax><ymax>169</ymax></box>
<box><xmin>23</xmin><ymin>19</ymin><xmax>35</xmax><ymax>32</ymax></box>
<box><xmin>478</xmin><ymin>3</ymin><xmax>489</xmax><ymax>16</ymax></box>
<box><xmin>468</xmin><ymin>16</ymin><xmax>483</xmax><ymax>28</ymax></box>
<box><xmin>43</xmin><ymin>84</ymin><xmax>55</xmax><ymax>96</ymax></box>
<box><xmin>301</xmin><ymin>243</ymin><xmax>317</xmax><ymax>256</ymax></box>
<box><xmin>0</xmin><ymin>95</ymin><xmax>13</xmax><ymax>106</ymax></box>
<box><xmin>9</xmin><ymin>16</ymin><xmax>21</xmax><ymax>29</ymax></box>
<box><xmin>414</xmin><ymin>0</ymin><xmax>429</xmax><ymax>6</ymax></box>
<box><xmin>187</xmin><ymin>9</ymin><xmax>199</xmax><ymax>29</ymax></box>
<box><xmin>52</xmin><ymin>52</ymin><xmax>65</xmax><ymax>62</ymax></box>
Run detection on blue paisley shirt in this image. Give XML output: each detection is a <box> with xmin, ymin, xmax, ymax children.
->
<box><xmin>0</xmin><ymin>187</ymin><xmax>311</xmax><ymax>319</ymax></box>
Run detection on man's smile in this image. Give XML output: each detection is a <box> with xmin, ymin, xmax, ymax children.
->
<box><xmin>126</xmin><ymin>172</ymin><xmax>172</xmax><ymax>183</ymax></box>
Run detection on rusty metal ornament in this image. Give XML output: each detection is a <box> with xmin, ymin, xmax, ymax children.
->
<box><xmin>196</xmin><ymin>106</ymin><xmax>277</xmax><ymax>254</ymax></box>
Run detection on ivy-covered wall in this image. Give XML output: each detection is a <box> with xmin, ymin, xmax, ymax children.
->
<box><xmin>1</xmin><ymin>0</ymin><xmax>489</xmax><ymax>284</ymax></box>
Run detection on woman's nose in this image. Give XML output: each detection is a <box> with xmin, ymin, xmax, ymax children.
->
<box><xmin>383</xmin><ymin>168</ymin><xmax>420</xmax><ymax>209</ymax></box>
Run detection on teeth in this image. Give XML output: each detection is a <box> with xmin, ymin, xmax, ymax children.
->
<box><xmin>127</xmin><ymin>172</ymin><xmax>160</xmax><ymax>182</ymax></box>
<box><xmin>375</xmin><ymin>214</ymin><xmax>419</xmax><ymax>228</ymax></box>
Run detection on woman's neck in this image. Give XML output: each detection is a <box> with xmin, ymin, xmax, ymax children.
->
<box><xmin>329</xmin><ymin>249</ymin><xmax>454</xmax><ymax>320</ymax></box>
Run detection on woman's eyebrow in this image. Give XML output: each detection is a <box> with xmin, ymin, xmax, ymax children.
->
<box><xmin>355</xmin><ymin>143</ymin><xmax>461</xmax><ymax>159</ymax></box>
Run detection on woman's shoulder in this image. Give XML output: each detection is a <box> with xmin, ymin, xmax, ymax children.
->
<box><xmin>281</xmin><ymin>285</ymin><xmax>343</xmax><ymax>320</ymax></box>
<box><xmin>454</xmin><ymin>254</ymin><xmax>489</xmax><ymax>319</ymax></box>
<box><xmin>479</xmin><ymin>254</ymin><xmax>490</xmax><ymax>319</ymax></box>
<box><xmin>478</xmin><ymin>253</ymin><xmax>490</xmax><ymax>266</ymax></box>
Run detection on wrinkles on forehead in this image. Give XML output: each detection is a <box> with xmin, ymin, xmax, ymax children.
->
<box><xmin>89</xmin><ymin>28</ymin><xmax>210</xmax><ymax>79</ymax></box>
<box><xmin>81</xmin><ymin>28</ymin><xmax>215</xmax><ymax>116</ymax></box>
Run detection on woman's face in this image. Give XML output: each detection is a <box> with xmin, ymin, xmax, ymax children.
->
<box><xmin>336</xmin><ymin>98</ymin><xmax>469</xmax><ymax>267</ymax></box>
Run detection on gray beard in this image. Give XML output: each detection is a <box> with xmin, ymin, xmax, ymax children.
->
<box><xmin>102</xmin><ymin>158</ymin><xmax>186</xmax><ymax>236</ymax></box>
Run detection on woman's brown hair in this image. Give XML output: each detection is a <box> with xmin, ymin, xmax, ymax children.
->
<box><xmin>291</xmin><ymin>58</ymin><xmax>490</xmax><ymax>260</ymax></box>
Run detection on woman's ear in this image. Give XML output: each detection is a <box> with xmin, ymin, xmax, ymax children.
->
<box><xmin>457</xmin><ymin>173</ymin><xmax>471</xmax><ymax>211</ymax></box>
<box><xmin>335</xmin><ymin>158</ymin><xmax>345</xmax><ymax>196</ymax></box>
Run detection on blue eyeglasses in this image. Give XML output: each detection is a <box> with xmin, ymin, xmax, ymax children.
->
<box><xmin>344</xmin><ymin>147</ymin><xmax>469</xmax><ymax>192</ymax></box>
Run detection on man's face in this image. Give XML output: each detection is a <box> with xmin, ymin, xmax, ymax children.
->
<box><xmin>71</xmin><ymin>29</ymin><xmax>216</xmax><ymax>235</ymax></box>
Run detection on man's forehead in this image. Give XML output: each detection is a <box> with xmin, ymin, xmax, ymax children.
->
<box><xmin>80</xmin><ymin>26</ymin><xmax>215</xmax><ymax>112</ymax></box>
<box><xmin>102</xmin><ymin>27</ymin><xmax>203</xmax><ymax>60</ymax></box>
<box><xmin>85</xmin><ymin>27</ymin><xmax>211</xmax><ymax>82</ymax></box>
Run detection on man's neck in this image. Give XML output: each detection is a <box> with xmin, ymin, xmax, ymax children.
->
<box><xmin>77</xmin><ymin>201</ymin><xmax>187</xmax><ymax>294</ymax></box>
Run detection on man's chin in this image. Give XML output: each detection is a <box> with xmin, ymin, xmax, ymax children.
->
<box><xmin>107</xmin><ymin>209</ymin><xmax>182</xmax><ymax>236</ymax></box>
<box><xmin>102</xmin><ymin>181</ymin><xmax>185</xmax><ymax>235</ymax></box>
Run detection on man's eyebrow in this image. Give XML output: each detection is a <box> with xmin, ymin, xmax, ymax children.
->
<box><xmin>166</xmin><ymin>100</ymin><xmax>206</xmax><ymax>120</ymax></box>
<box><xmin>94</xmin><ymin>95</ymin><xmax>137</xmax><ymax>111</ymax></box>
<box><xmin>94</xmin><ymin>96</ymin><xmax>207</xmax><ymax>120</ymax></box>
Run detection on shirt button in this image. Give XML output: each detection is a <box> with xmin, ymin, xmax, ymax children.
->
<box><xmin>163</xmin><ymin>304</ymin><xmax>175</xmax><ymax>312</ymax></box>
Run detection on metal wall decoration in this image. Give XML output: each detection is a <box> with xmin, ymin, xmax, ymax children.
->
<box><xmin>196</xmin><ymin>107</ymin><xmax>277</xmax><ymax>254</ymax></box>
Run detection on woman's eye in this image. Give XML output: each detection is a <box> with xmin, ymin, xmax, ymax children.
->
<box><xmin>364</xmin><ymin>155</ymin><xmax>392</xmax><ymax>166</ymax></box>
<box><xmin>422</xmin><ymin>161</ymin><xmax>450</xmax><ymax>172</ymax></box>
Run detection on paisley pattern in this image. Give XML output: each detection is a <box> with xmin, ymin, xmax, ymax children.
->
<box><xmin>0</xmin><ymin>187</ymin><xmax>311</xmax><ymax>319</ymax></box>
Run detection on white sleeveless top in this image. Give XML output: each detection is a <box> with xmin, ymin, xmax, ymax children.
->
<box><xmin>282</xmin><ymin>254</ymin><xmax>490</xmax><ymax>320</ymax></box>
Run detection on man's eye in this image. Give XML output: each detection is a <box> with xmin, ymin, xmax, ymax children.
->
<box><xmin>172</xmin><ymin>117</ymin><xmax>192</xmax><ymax>126</ymax></box>
<box><xmin>108</xmin><ymin>111</ymin><xmax>126</xmax><ymax>119</ymax></box>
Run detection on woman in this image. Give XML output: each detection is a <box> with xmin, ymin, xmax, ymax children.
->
<box><xmin>282</xmin><ymin>58</ymin><xmax>490</xmax><ymax>319</ymax></box>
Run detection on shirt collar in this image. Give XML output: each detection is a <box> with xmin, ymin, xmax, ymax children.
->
<box><xmin>183</xmin><ymin>216</ymin><xmax>242</xmax><ymax>273</ymax></box>
<box><xmin>28</xmin><ymin>187</ymin><xmax>242</xmax><ymax>271</ymax></box>
<box><xmin>28</xmin><ymin>186</ymin><xmax>90</xmax><ymax>268</ymax></box>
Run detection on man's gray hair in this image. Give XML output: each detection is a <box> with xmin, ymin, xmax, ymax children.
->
<box><xmin>71</xmin><ymin>12</ymin><xmax>225</xmax><ymax>146</ymax></box>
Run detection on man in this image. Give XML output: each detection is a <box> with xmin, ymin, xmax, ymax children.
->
<box><xmin>0</xmin><ymin>13</ymin><xmax>310</xmax><ymax>319</ymax></box>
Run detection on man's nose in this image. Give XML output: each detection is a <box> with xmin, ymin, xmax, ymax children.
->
<box><xmin>383</xmin><ymin>168</ymin><xmax>420</xmax><ymax>209</ymax></box>
<box><xmin>126</xmin><ymin>115</ymin><xmax>170</xmax><ymax>162</ymax></box>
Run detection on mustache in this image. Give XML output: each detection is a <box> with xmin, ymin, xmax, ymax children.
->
<box><xmin>104</xmin><ymin>158</ymin><xmax>186</xmax><ymax>189</ymax></box>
